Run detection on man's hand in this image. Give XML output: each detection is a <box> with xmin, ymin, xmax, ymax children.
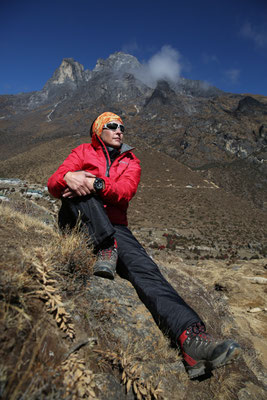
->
<box><xmin>62</xmin><ymin>171</ymin><xmax>96</xmax><ymax>198</ymax></box>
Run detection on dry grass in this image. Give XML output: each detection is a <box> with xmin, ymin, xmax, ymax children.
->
<box><xmin>96</xmin><ymin>348</ymin><xmax>164</xmax><ymax>400</ymax></box>
<box><xmin>25</xmin><ymin>249</ymin><xmax>76</xmax><ymax>340</ymax></box>
<box><xmin>1</xmin><ymin>199</ymin><xmax>262</xmax><ymax>399</ymax></box>
<box><xmin>0</xmin><ymin>202</ymin><xmax>94</xmax><ymax>399</ymax></box>
<box><xmin>0</xmin><ymin>200</ymin><xmax>57</xmax><ymax>234</ymax></box>
<box><xmin>0</xmin><ymin>201</ymin><xmax>172</xmax><ymax>399</ymax></box>
<box><xmin>60</xmin><ymin>352</ymin><xmax>96</xmax><ymax>399</ymax></box>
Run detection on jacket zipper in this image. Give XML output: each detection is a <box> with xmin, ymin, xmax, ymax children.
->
<box><xmin>97</xmin><ymin>137</ymin><xmax>111</xmax><ymax>177</ymax></box>
<box><xmin>96</xmin><ymin>136</ymin><xmax>131</xmax><ymax>177</ymax></box>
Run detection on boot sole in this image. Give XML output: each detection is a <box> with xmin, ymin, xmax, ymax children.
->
<box><xmin>93</xmin><ymin>264</ymin><xmax>115</xmax><ymax>280</ymax></box>
<box><xmin>187</xmin><ymin>342</ymin><xmax>241</xmax><ymax>379</ymax></box>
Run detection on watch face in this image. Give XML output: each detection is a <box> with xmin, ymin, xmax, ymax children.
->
<box><xmin>94</xmin><ymin>178</ymin><xmax>103</xmax><ymax>190</ymax></box>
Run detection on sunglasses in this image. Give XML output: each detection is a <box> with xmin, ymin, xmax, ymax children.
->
<box><xmin>103</xmin><ymin>122</ymin><xmax>125</xmax><ymax>133</ymax></box>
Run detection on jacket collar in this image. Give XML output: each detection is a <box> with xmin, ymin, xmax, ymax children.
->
<box><xmin>121</xmin><ymin>143</ymin><xmax>135</xmax><ymax>154</ymax></box>
<box><xmin>91</xmin><ymin>133</ymin><xmax>134</xmax><ymax>154</ymax></box>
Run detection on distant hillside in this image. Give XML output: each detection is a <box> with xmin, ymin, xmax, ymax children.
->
<box><xmin>0</xmin><ymin>52</ymin><xmax>266</xmax><ymax>209</ymax></box>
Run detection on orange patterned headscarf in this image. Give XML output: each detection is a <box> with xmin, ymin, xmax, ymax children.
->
<box><xmin>91</xmin><ymin>112</ymin><xmax>123</xmax><ymax>137</ymax></box>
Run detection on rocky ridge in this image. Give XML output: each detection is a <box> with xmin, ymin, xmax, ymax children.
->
<box><xmin>0</xmin><ymin>52</ymin><xmax>266</xmax><ymax>208</ymax></box>
<box><xmin>0</xmin><ymin>52</ymin><xmax>224</xmax><ymax>114</ymax></box>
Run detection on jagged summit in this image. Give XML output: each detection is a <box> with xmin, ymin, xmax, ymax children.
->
<box><xmin>93</xmin><ymin>51</ymin><xmax>141</xmax><ymax>73</ymax></box>
<box><xmin>145</xmin><ymin>80</ymin><xmax>177</xmax><ymax>107</ymax></box>
<box><xmin>44</xmin><ymin>58</ymin><xmax>91</xmax><ymax>88</ymax></box>
<box><xmin>42</xmin><ymin>51</ymin><xmax>222</xmax><ymax>98</ymax></box>
<box><xmin>174</xmin><ymin>77</ymin><xmax>223</xmax><ymax>97</ymax></box>
<box><xmin>44</xmin><ymin>52</ymin><xmax>142</xmax><ymax>89</ymax></box>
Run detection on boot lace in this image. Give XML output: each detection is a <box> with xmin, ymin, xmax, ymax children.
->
<box><xmin>187</xmin><ymin>322</ymin><xmax>211</xmax><ymax>342</ymax></box>
<box><xmin>99</xmin><ymin>246</ymin><xmax>114</xmax><ymax>260</ymax></box>
<box><xmin>97</xmin><ymin>239</ymin><xmax>117</xmax><ymax>260</ymax></box>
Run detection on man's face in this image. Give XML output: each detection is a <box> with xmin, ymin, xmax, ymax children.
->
<box><xmin>100</xmin><ymin>120</ymin><xmax>124</xmax><ymax>148</ymax></box>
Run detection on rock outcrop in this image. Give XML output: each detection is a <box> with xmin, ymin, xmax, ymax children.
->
<box><xmin>0</xmin><ymin>51</ymin><xmax>267</xmax><ymax>208</ymax></box>
<box><xmin>45</xmin><ymin>58</ymin><xmax>92</xmax><ymax>87</ymax></box>
<box><xmin>236</xmin><ymin>96</ymin><xmax>267</xmax><ymax>115</ymax></box>
<box><xmin>93</xmin><ymin>52</ymin><xmax>141</xmax><ymax>74</ymax></box>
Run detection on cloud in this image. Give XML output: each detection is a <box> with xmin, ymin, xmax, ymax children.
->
<box><xmin>240</xmin><ymin>22</ymin><xmax>267</xmax><ymax>47</ymax></box>
<box><xmin>224</xmin><ymin>68</ymin><xmax>240</xmax><ymax>84</ymax></box>
<box><xmin>132</xmin><ymin>45</ymin><xmax>182</xmax><ymax>87</ymax></box>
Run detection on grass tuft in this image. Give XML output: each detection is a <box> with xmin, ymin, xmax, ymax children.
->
<box><xmin>0</xmin><ymin>203</ymin><xmax>94</xmax><ymax>399</ymax></box>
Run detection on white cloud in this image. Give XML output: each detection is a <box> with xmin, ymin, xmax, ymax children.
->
<box><xmin>240</xmin><ymin>22</ymin><xmax>267</xmax><ymax>47</ymax></box>
<box><xmin>132</xmin><ymin>45</ymin><xmax>182</xmax><ymax>87</ymax></box>
<box><xmin>224</xmin><ymin>68</ymin><xmax>240</xmax><ymax>84</ymax></box>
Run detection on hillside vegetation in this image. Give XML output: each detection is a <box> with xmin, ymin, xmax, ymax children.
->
<box><xmin>0</xmin><ymin>194</ymin><xmax>266</xmax><ymax>399</ymax></box>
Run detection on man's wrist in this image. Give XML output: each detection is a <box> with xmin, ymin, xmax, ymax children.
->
<box><xmin>64</xmin><ymin>171</ymin><xmax>72</xmax><ymax>182</ymax></box>
<box><xmin>93</xmin><ymin>177</ymin><xmax>105</xmax><ymax>191</ymax></box>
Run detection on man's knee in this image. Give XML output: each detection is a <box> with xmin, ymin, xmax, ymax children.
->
<box><xmin>58</xmin><ymin>197</ymin><xmax>83</xmax><ymax>230</ymax></box>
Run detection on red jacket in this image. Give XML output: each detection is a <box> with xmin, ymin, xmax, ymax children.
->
<box><xmin>47</xmin><ymin>134</ymin><xmax>141</xmax><ymax>225</ymax></box>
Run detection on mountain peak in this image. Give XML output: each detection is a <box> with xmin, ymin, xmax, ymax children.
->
<box><xmin>93</xmin><ymin>51</ymin><xmax>141</xmax><ymax>73</ymax></box>
<box><xmin>45</xmin><ymin>58</ymin><xmax>91</xmax><ymax>88</ymax></box>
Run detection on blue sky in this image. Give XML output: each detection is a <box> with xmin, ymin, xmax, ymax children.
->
<box><xmin>1</xmin><ymin>0</ymin><xmax>267</xmax><ymax>95</ymax></box>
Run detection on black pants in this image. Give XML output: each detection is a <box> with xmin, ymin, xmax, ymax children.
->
<box><xmin>59</xmin><ymin>195</ymin><xmax>202</xmax><ymax>343</ymax></box>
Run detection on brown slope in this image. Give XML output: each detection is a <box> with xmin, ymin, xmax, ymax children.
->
<box><xmin>1</xmin><ymin>91</ymin><xmax>266</xmax><ymax>208</ymax></box>
<box><xmin>0</xmin><ymin>133</ymin><xmax>266</xmax><ymax>260</ymax></box>
<box><xmin>1</xmin><ymin>189</ymin><xmax>266</xmax><ymax>399</ymax></box>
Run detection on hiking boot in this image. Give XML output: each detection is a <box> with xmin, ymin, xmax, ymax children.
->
<box><xmin>93</xmin><ymin>239</ymin><xmax>118</xmax><ymax>280</ymax></box>
<box><xmin>178</xmin><ymin>322</ymin><xmax>241</xmax><ymax>379</ymax></box>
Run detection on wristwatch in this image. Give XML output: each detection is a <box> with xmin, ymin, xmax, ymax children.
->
<box><xmin>93</xmin><ymin>177</ymin><xmax>104</xmax><ymax>192</ymax></box>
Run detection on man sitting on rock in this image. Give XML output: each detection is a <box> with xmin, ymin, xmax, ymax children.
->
<box><xmin>47</xmin><ymin>111</ymin><xmax>241</xmax><ymax>379</ymax></box>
